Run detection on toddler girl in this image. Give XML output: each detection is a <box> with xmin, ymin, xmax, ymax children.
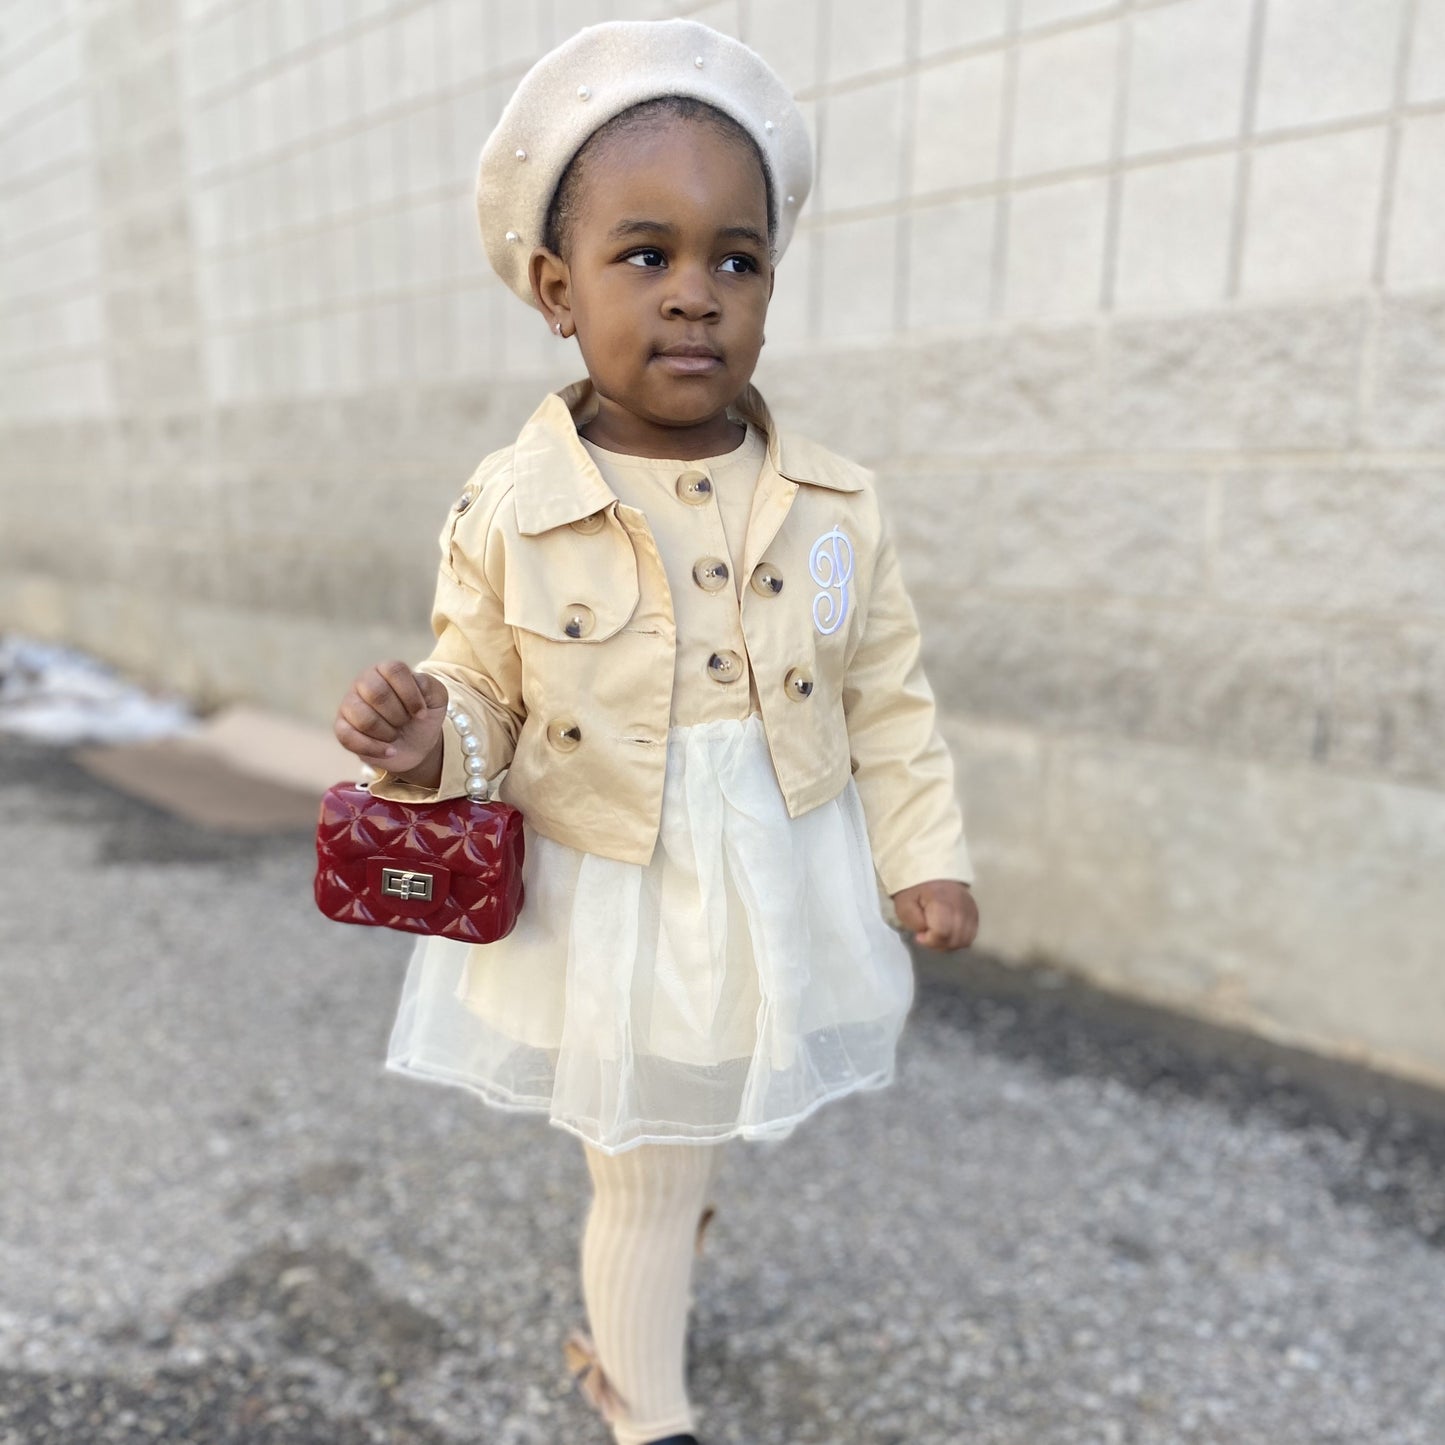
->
<box><xmin>332</xmin><ymin>19</ymin><xmax>978</xmax><ymax>1445</ymax></box>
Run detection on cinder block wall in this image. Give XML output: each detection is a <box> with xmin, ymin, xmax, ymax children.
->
<box><xmin>3</xmin><ymin>0</ymin><xmax>1442</xmax><ymax>1085</ymax></box>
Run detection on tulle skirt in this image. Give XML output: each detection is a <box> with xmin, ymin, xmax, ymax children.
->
<box><xmin>383</xmin><ymin>713</ymin><xmax>915</xmax><ymax>1154</ymax></box>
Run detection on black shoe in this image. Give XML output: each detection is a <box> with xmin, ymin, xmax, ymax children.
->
<box><xmin>646</xmin><ymin>1436</ymin><xmax>701</xmax><ymax>1445</ymax></box>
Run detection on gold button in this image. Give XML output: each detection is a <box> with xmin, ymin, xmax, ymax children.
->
<box><xmin>570</xmin><ymin>511</ymin><xmax>605</xmax><ymax>534</ymax></box>
<box><xmin>784</xmin><ymin>666</ymin><xmax>814</xmax><ymax>701</ymax></box>
<box><xmin>676</xmin><ymin>470</ymin><xmax>713</xmax><ymax>505</ymax></box>
<box><xmin>546</xmin><ymin>718</ymin><xmax>582</xmax><ymax>751</ymax></box>
<box><xmin>692</xmin><ymin>557</ymin><xmax>730</xmax><ymax>592</ymax></box>
<box><xmin>750</xmin><ymin>563</ymin><xmax>784</xmax><ymax>597</ymax></box>
<box><xmin>706</xmin><ymin>650</ymin><xmax>744</xmax><ymax>684</ymax></box>
<box><xmin>561</xmin><ymin>603</ymin><xmax>595</xmax><ymax>639</ymax></box>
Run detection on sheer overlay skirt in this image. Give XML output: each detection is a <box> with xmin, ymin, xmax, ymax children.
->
<box><xmin>384</xmin><ymin>714</ymin><xmax>914</xmax><ymax>1153</ymax></box>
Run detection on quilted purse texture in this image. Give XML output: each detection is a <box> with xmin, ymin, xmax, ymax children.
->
<box><xmin>314</xmin><ymin>783</ymin><xmax>525</xmax><ymax>944</ymax></box>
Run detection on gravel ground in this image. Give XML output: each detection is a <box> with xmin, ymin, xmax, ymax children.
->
<box><xmin>2</xmin><ymin>735</ymin><xmax>1443</xmax><ymax>1445</ymax></box>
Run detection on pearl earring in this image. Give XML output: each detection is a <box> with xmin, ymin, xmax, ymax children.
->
<box><xmin>554</xmin><ymin>321</ymin><xmax>563</xmax><ymax>335</ymax></box>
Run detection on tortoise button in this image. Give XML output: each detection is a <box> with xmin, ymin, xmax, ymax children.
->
<box><xmin>692</xmin><ymin>557</ymin><xmax>730</xmax><ymax>592</ymax></box>
<box><xmin>546</xmin><ymin>719</ymin><xmax>582</xmax><ymax>751</ymax></box>
<box><xmin>784</xmin><ymin>666</ymin><xmax>814</xmax><ymax>701</ymax></box>
<box><xmin>676</xmin><ymin>470</ymin><xmax>713</xmax><ymax>505</ymax></box>
<box><xmin>561</xmin><ymin>604</ymin><xmax>595</xmax><ymax>639</ymax></box>
<box><xmin>706</xmin><ymin>650</ymin><xmax>744</xmax><ymax>684</ymax></box>
<box><xmin>750</xmin><ymin>563</ymin><xmax>784</xmax><ymax>597</ymax></box>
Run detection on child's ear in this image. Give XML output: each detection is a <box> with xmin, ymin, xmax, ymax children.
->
<box><xmin>529</xmin><ymin>247</ymin><xmax>573</xmax><ymax>335</ymax></box>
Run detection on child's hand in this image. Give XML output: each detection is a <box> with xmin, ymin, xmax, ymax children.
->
<box><xmin>334</xmin><ymin>661</ymin><xmax>449</xmax><ymax>779</ymax></box>
<box><xmin>892</xmin><ymin>880</ymin><xmax>979</xmax><ymax>951</ymax></box>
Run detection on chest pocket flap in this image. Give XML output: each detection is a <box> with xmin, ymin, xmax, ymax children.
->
<box><xmin>501</xmin><ymin>513</ymin><xmax>641</xmax><ymax>643</ymax></box>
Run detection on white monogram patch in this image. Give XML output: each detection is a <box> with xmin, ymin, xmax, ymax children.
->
<box><xmin>809</xmin><ymin>526</ymin><xmax>854</xmax><ymax>636</ymax></box>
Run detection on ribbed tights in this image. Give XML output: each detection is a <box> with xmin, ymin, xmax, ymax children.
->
<box><xmin>577</xmin><ymin>1139</ymin><xmax>728</xmax><ymax>1445</ymax></box>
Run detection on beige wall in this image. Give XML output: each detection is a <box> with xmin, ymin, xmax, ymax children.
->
<box><xmin>3</xmin><ymin>0</ymin><xmax>1443</xmax><ymax>1085</ymax></box>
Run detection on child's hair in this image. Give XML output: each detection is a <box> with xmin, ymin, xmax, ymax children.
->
<box><xmin>541</xmin><ymin>95</ymin><xmax>779</xmax><ymax>261</ymax></box>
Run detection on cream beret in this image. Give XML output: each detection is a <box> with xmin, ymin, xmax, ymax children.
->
<box><xmin>475</xmin><ymin>18</ymin><xmax>814</xmax><ymax>309</ymax></box>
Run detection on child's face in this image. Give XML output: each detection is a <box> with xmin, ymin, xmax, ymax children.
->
<box><xmin>531</xmin><ymin>118</ymin><xmax>774</xmax><ymax>453</ymax></box>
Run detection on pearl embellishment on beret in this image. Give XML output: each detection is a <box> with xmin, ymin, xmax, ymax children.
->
<box><xmin>475</xmin><ymin>19</ymin><xmax>815</xmax><ymax>309</ymax></box>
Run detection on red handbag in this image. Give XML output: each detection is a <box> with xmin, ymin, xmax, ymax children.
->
<box><xmin>314</xmin><ymin>783</ymin><xmax>525</xmax><ymax>944</ymax></box>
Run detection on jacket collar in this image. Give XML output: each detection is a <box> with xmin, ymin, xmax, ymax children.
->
<box><xmin>510</xmin><ymin>376</ymin><xmax>863</xmax><ymax>536</ymax></box>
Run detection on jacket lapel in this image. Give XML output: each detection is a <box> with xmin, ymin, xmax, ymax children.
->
<box><xmin>510</xmin><ymin>378</ymin><xmax>865</xmax><ymax>555</ymax></box>
<box><xmin>732</xmin><ymin>385</ymin><xmax>863</xmax><ymax>580</ymax></box>
<box><xmin>511</xmin><ymin>380</ymin><xmax>617</xmax><ymax>535</ymax></box>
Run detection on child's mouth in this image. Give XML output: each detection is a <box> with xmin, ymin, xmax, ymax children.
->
<box><xmin>654</xmin><ymin>347</ymin><xmax>723</xmax><ymax>375</ymax></box>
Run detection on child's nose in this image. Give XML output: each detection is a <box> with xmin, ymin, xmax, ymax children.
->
<box><xmin>662</xmin><ymin>263</ymin><xmax>721</xmax><ymax>320</ymax></box>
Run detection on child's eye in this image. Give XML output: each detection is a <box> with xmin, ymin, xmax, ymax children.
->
<box><xmin>719</xmin><ymin>255</ymin><xmax>758</xmax><ymax>274</ymax></box>
<box><xmin>623</xmin><ymin>248</ymin><xmax>666</xmax><ymax>268</ymax></box>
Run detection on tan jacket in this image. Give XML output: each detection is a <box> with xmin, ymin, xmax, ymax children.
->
<box><xmin>370</xmin><ymin>378</ymin><xmax>971</xmax><ymax>896</ymax></box>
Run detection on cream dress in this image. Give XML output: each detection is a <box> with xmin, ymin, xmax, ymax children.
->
<box><xmin>383</xmin><ymin>423</ymin><xmax>916</xmax><ymax>1154</ymax></box>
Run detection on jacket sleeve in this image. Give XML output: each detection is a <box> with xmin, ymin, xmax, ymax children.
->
<box><xmin>841</xmin><ymin>504</ymin><xmax>972</xmax><ymax>897</ymax></box>
<box><xmin>367</xmin><ymin>483</ymin><xmax>524</xmax><ymax>804</ymax></box>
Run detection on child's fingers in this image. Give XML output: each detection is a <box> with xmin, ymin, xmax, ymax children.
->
<box><xmin>336</xmin><ymin>693</ymin><xmax>401</xmax><ymax>743</ymax></box>
<box><xmin>893</xmin><ymin>889</ymin><xmax>927</xmax><ymax>936</ymax></box>
<box><xmin>414</xmin><ymin>671</ymin><xmax>450</xmax><ymax>712</ymax></box>
<box><xmin>334</xmin><ymin>715</ymin><xmax>399</xmax><ymax>761</ymax></box>
<box><xmin>915</xmin><ymin>890</ymin><xmax>973</xmax><ymax>950</ymax></box>
<box><xmin>350</xmin><ymin>663</ymin><xmax>415</xmax><ymax>729</ymax></box>
<box><xmin>373</xmin><ymin>659</ymin><xmax>435</xmax><ymax>719</ymax></box>
<box><xmin>913</xmin><ymin>895</ymin><xmax>952</xmax><ymax>948</ymax></box>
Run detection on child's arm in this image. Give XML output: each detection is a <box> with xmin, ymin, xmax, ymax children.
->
<box><xmin>334</xmin><ymin>481</ymin><xmax>524</xmax><ymax>800</ymax></box>
<box><xmin>842</xmin><ymin>507</ymin><xmax>977</xmax><ymax>952</ymax></box>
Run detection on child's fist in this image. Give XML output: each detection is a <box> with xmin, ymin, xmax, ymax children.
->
<box><xmin>334</xmin><ymin>661</ymin><xmax>449</xmax><ymax>778</ymax></box>
<box><xmin>892</xmin><ymin>880</ymin><xmax>978</xmax><ymax>951</ymax></box>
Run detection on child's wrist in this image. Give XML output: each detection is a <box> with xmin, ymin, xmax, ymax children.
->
<box><xmin>392</xmin><ymin>734</ymin><xmax>444</xmax><ymax>788</ymax></box>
